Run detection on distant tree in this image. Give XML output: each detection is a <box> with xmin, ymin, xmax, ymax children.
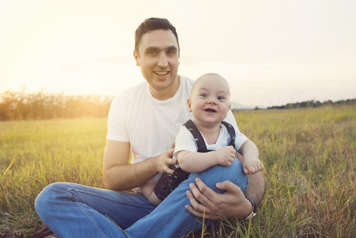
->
<box><xmin>267</xmin><ymin>98</ymin><xmax>356</xmax><ymax>110</ymax></box>
<box><xmin>0</xmin><ymin>90</ymin><xmax>113</xmax><ymax>121</ymax></box>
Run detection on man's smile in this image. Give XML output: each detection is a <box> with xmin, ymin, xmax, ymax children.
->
<box><xmin>154</xmin><ymin>71</ymin><xmax>170</xmax><ymax>76</ymax></box>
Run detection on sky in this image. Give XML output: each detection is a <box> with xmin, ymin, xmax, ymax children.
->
<box><xmin>1</xmin><ymin>0</ymin><xmax>355</xmax><ymax>107</ymax></box>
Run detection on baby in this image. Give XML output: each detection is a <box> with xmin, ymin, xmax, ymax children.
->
<box><xmin>142</xmin><ymin>73</ymin><xmax>263</xmax><ymax>205</ymax></box>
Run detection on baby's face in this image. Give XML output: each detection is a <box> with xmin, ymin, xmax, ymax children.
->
<box><xmin>188</xmin><ymin>74</ymin><xmax>231</xmax><ymax>127</ymax></box>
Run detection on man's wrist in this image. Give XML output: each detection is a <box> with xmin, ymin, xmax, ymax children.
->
<box><xmin>243</xmin><ymin>196</ymin><xmax>257</xmax><ymax>220</ymax></box>
<box><xmin>246</xmin><ymin>196</ymin><xmax>257</xmax><ymax>213</ymax></box>
<box><xmin>151</xmin><ymin>154</ymin><xmax>161</xmax><ymax>173</ymax></box>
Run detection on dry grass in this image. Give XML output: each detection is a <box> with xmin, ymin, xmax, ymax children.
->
<box><xmin>0</xmin><ymin>104</ymin><xmax>355</xmax><ymax>237</ymax></box>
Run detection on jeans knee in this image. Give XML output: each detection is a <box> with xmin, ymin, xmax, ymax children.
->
<box><xmin>190</xmin><ymin>159</ymin><xmax>247</xmax><ymax>193</ymax></box>
<box><xmin>203</xmin><ymin>159</ymin><xmax>244</xmax><ymax>178</ymax></box>
<box><xmin>34</xmin><ymin>182</ymin><xmax>68</xmax><ymax>216</ymax></box>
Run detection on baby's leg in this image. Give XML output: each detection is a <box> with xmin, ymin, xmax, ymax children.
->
<box><xmin>126</xmin><ymin>158</ymin><xmax>247</xmax><ymax>238</ymax></box>
<box><xmin>141</xmin><ymin>180</ymin><xmax>162</xmax><ymax>205</ymax></box>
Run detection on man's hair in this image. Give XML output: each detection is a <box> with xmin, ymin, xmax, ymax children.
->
<box><xmin>134</xmin><ymin>17</ymin><xmax>180</xmax><ymax>53</ymax></box>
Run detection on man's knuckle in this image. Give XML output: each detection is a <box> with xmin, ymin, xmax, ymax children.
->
<box><xmin>199</xmin><ymin>185</ymin><xmax>207</xmax><ymax>194</ymax></box>
<box><xmin>194</xmin><ymin>192</ymin><xmax>201</xmax><ymax>200</ymax></box>
<box><xmin>215</xmin><ymin>199</ymin><xmax>224</xmax><ymax>207</ymax></box>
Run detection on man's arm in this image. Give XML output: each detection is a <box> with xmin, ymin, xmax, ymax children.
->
<box><xmin>185</xmin><ymin>140</ymin><xmax>265</xmax><ymax>219</ymax></box>
<box><xmin>103</xmin><ymin>139</ymin><xmax>176</xmax><ymax>191</ymax></box>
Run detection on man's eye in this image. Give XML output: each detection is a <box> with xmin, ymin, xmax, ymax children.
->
<box><xmin>167</xmin><ymin>48</ymin><xmax>177</xmax><ymax>56</ymax></box>
<box><xmin>166</xmin><ymin>46</ymin><xmax>178</xmax><ymax>56</ymax></box>
<box><xmin>146</xmin><ymin>49</ymin><xmax>159</xmax><ymax>56</ymax></box>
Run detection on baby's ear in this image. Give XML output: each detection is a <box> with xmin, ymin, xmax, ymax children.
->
<box><xmin>187</xmin><ymin>98</ymin><xmax>192</xmax><ymax>112</ymax></box>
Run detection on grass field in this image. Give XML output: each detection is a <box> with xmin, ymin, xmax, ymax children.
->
<box><xmin>0</xmin><ymin>104</ymin><xmax>355</xmax><ymax>237</ymax></box>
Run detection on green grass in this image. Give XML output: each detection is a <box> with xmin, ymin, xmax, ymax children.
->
<box><xmin>1</xmin><ymin>104</ymin><xmax>355</xmax><ymax>237</ymax></box>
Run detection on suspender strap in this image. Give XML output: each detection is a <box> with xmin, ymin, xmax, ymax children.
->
<box><xmin>221</xmin><ymin>121</ymin><xmax>236</xmax><ymax>149</ymax></box>
<box><xmin>184</xmin><ymin>120</ymin><xmax>236</xmax><ymax>152</ymax></box>
<box><xmin>184</xmin><ymin>120</ymin><xmax>209</xmax><ymax>153</ymax></box>
<box><xmin>154</xmin><ymin>120</ymin><xmax>237</xmax><ymax>201</ymax></box>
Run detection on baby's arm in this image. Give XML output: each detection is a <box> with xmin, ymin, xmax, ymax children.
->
<box><xmin>238</xmin><ymin>140</ymin><xmax>263</xmax><ymax>175</ymax></box>
<box><xmin>177</xmin><ymin>146</ymin><xmax>236</xmax><ymax>173</ymax></box>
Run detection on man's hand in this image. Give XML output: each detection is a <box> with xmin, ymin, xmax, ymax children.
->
<box><xmin>154</xmin><ymin>144</ymin><xmax>176</xmax><ymax>174</ymax></box>
<box><xmin>215</xmin><ymin>146</ymin><xmax>236</xmax><ymax>167</ymax></box>
<box><xmin>185</xmin><ymin>178</ymin><xmax>252</xmax><ymax>220</ymax></box>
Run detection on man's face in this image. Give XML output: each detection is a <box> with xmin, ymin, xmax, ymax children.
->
<box><xmin>188</xmin><ymin>75</ymin><xmax>231</xmax><ymax>127</ymax></box>
<box><xmin>134</xmin><ymin>29</ymin><xmax>180</xmax><ymax>93</ymax></box>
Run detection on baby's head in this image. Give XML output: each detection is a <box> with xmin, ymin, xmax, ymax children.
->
<box><xmin>188</xmin><ymin>73</ymin><xmax>231</xmax><ymax>126</ymax></box>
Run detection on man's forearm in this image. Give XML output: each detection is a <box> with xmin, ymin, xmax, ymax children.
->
<box><xmin>246</xmin><ymin>172</ymin><xmax>265</xmax><ymax>206</ymax></box>
<box><xmin>103</xmin><ymin>156</ymin><xmax>158</xmax><ymax>191</ymax></box>
<box><xmin>240</xmin><ymin>140</ymin><xmax>265</xmax><ymax>205</ymax></box>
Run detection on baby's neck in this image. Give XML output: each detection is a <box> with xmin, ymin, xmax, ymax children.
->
<box><xmin>195</xmin><ymin>121</ymin><xmax>221</xmax><ymax>145</ymax></box>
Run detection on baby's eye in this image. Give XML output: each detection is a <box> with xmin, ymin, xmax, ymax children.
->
<box><xmin>199</xmin><ymin>93</ymin><xmax>207</xmax><ymax>98</ymax></box>
<box><xmin>217</xmin><ymin>95</ymin><xmax>225</xmax><ymax>101</ymax></box>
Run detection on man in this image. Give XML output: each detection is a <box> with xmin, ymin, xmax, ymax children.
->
<box><xmin>35</xmin><ymin>17</ymin><xmax>265</xmax><ymax>238</ymax></box>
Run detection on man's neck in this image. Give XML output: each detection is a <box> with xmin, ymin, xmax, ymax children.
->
<box><xmin>149</xmin><ymin>76</ymin><xmax>181</xmax><ymax>100</ymax></box>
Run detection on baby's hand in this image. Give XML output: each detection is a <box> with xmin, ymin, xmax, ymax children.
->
<box><xmin>215</xmin><ymin>146</ymin><xmax>236</xmax><ymax>166</ymax></box>
<box><xmin>243</xmin><ymin>159</ymin><xmax>263</xmax><ymax>175</ymax></box>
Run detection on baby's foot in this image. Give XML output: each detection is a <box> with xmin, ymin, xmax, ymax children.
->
<box><xmin>243</xmin><ymin>159</ymin><xmax>263</xmax><ymax>175</ymax></box>
<box><xmin>148</xmin><ymin>192</ymin><xmax>162</xmax><ymax>205</ymax></box>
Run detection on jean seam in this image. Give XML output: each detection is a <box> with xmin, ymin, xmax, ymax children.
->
<box><xmin>76</xmin><ymin>202</ymin><xmax>111</xmax><ymax>238</ymax></box>
<box><xmin>48</xmin><ymin>185</ymin><xmax>132</xmax><ymax>237</ymax></box>
<box><xmin>50</xmin><ymin>186</ymin><xmax>153</xmax><ymax>211</ymax></box>
<box><xmin>75</xmin><ymin>202</ymin><xmax>131</xmax><ymax>238</ymax></box>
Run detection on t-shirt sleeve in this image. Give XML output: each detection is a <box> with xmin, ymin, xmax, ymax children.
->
<box><xmin>174</xmin><ymin>125</ymin><xmax>197</xmax><ymax>157</ymax></box>
<box><xmin>225</xmin><ymin>110</ymin><xmax>248</xmax><ymax>151</ymax></box>
<box><xmin>106</xmin><ymin>95</ymin><xmax>129</xmax><ymax>142</ymax></box>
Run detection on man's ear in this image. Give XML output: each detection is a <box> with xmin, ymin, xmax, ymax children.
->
<box><xmin>187</xmin><ymin>98</ymin><xmax>192</xmax><ymax>112</ymax></box>
<box><xmin>133</xmin><ymin>50</ymin><xmax>140</xmax><ymax>66</ymax></box>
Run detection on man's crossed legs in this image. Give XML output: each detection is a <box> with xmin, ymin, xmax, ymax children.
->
<box><xmin>35</xmin><ymin>159</ymin><xmax>247</xmax><ymax>238</ymax></box>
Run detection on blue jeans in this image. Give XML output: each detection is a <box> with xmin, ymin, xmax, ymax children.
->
<box><xmin>35</xmin><ymin>159</ymin><xmax>247</xmax><ymax>238</ymax></box>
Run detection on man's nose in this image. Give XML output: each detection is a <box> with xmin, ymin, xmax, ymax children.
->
<box><xmin>157</xmin><ymin>52</ymin><xmax>168</xmax><ymax>67</ymax></box>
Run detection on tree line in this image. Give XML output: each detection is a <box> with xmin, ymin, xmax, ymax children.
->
<box><xmin>1</xmin><ymin>90</ymin><xmax>355</xmax><ymax>120</ymax></box>
<box><xmin>266</xmin><ymin>98</ymin><xmax>356</xmax><ymax>110</ymax></box>
<box><xmin>0</xmin><ymin>90</ymin><xmax>113</xmax><ymax>121</ymax></box>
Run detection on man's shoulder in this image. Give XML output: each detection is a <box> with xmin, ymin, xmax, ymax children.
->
<box><xmin>112</xmin><ymin>82</ymin><xmax>147</xmax><ymax>101</ymax></box>
<box><xmin>180</xmin><ymin>76</ymin><xmax>194</xmax><ymax>96</ymax></box>
<box><xmin>181</xmin><ymin>76</ymin><xmax>194</xmax><ymax>88</ymax></box>
<box><xmin>122</xmin><ymin>82</ymin><xmax>147</xmax><ymax>97</ymax></box>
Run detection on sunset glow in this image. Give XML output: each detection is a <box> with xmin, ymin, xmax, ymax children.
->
<box><xmin>1</xmin><ymin>0</ymin><xmax>355</xmax><ymax>106</ymax></box>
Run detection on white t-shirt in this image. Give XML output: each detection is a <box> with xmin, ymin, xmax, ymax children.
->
<box><xmin>174</xmin><ymin>123</ymin><xmax>247</xmax><ymax>157</ymax></box>
<box><xmin>107</xmin><ymin>76</ymin><xmax>247</xmax><ymax>164</ymax></box>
